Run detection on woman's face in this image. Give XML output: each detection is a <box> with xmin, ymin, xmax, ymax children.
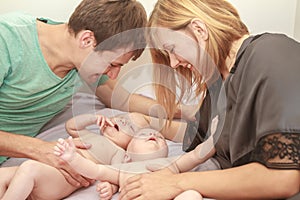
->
<box><xmin>154</xmin><ymin>27</ymin><xmax>204</xmax><ymax>71</ymax></box>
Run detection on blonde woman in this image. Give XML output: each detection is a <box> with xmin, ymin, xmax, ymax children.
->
<box><xmin>119</xmin><ymin>0</ymin><xmax>300</xmax><ymax>199</ymax></box>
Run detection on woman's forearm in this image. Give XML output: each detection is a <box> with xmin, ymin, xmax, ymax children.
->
<box><xmin>177</xmin><ymin>162</ymin><xmax>299</xmax><ymax>199</ymax></box>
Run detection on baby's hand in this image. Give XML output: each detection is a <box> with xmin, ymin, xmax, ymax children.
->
<box><xmin>96</xmin><ymin>115</ymin><xmax>114</xmax><ymax>133</ymax></box>
<box><xmin>54</xmin><ymin>136</ymin><xmax>76</xmax><ymax>162</ymax></box>
<box><xmin>96</xmin><ymin>181</ymin><xmax>115</xmax><ymax>200</ymax></box>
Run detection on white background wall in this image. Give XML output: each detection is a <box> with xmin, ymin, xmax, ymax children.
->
<box><xmin>1</xmin><ymin>0</ymin><xmax>298</xmax><ymax>40</ymax></box>
<box><xmin>1</xmin><ymin>0</ymin><xmax>299</xmax><ymax>94</ymax></box>
<box><xmin>294</xmin><ymin>0</ymin><xmax>300</xmax><ymax>40</ymax></box>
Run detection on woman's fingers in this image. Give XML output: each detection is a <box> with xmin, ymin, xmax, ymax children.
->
<box><xmin>119</xmin><ymin>175</ymin><xmax>143</xmax><ymax>200</ymax></box>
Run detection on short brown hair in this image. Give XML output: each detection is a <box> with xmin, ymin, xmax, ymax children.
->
<box><xmin>68</xmin><ymin>0</ymin><xmax>147</xmax><ymax>60</ymax></box>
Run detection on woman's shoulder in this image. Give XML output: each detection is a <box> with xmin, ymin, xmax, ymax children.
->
<box><xmin>238</xmin><ymin>33</ymin><xmax>300</xmax><ymax>76</ymax></box>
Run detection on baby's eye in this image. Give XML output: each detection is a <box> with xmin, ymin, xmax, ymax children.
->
<box><xmin>137</xmin><ymin>132</ymin><xmax>148</xmax><ymax>137</ymax></box>
<box><xmin>170</xmin><ymin>47</ymin><xmax>175</xmax><ymax>54</ymax></box>
<box><xmin>114</xmin><ymin>124</ymin><xmax>119</xmax><ymax>131</ymax></box>
<box><xmin>120</xmin><ymin>119</ymin><xmax>128</xmax><ymax>126</ymax></box>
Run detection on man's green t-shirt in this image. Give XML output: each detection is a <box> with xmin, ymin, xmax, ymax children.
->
<box><xmin>0</xmin><ymin>12</ymin><xmax>108</xmax><ymax>164</ymax></box>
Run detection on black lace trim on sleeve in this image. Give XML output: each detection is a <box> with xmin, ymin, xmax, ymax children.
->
<box><xmin>251</xmin><ymin>133</ymin><xmax>300</xmax><ymax>169</ymax></box>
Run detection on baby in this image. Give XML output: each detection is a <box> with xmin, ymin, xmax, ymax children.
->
<box><xmin>54</xmin><ymin>130</ymin><xmax>203</xmax><ymax>200</ymax></box>
<box><xmin>0</xmin><ymin>113</ymin><xmax>205</xmax><ymax>199</ymax></box>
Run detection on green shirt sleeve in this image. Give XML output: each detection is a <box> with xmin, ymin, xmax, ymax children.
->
<box><xmin>97</xmin><ymin>75</ymin><xmax>109</xmax><ymax>86</ymax></box>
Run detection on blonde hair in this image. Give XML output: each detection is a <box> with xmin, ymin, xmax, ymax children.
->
<box><xmin>148</xmin><ymin>0</ymin><xmax>248</xmax><ymax>121</ymax></box>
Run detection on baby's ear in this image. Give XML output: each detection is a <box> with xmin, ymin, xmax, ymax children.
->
<box><xmin>123</xmin><ymin>153</ymin><xmax>132</xmax><ymax>163</ymax></box>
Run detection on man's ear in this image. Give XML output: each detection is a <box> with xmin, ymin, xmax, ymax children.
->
<box><xmin>123</xmin><ymin>153</ymin><xmax>132</xmax><ymax>163</ymax></box>
<box><xmin>78</xmin><ymin>30</ymin><xmax>96</xmax><ymax>48</ymax></box>
<box><xmin>190</xmin><ymin>18</ymin><xmax>208</xmax><ymax>41</ymax></box>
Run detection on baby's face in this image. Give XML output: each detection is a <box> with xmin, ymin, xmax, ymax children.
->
<box><xmin>126</xmin><ymin>128</ymin><xmax>168</xmax><ymax>156</ymax></box>
<box><xmin>102</xmin><ymin>117</ymin><xmax>136</xmax><ymax>149</ymax></box>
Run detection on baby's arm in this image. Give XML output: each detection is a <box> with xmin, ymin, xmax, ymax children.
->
<box><xmin>65</xmin><ymin>114</ymin><xmax>114</xmax><ymax>137</ymax></box>
<box><xmin>54</xmin><ymin>137</ymin><xmax>119</xmax><ymax>185</ymax></box>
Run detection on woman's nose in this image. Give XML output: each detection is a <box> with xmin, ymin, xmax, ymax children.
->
<box><xmin>168</xmin><ymin>53</ymin><xmax>180</xmax><ymax>69</ymax></box>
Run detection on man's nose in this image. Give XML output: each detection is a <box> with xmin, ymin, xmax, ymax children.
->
<box><xmin>107</xmin><ymin>66</ymin><xmax>121</xmax><ymax>80</ymax></box>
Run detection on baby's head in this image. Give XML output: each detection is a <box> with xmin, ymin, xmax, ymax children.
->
<box><xmin>125</xmin><ymin>128</ymin><xmax>168</xmax><ymax>162</ymax></box>
<box><xmin>102</xmin><ymin>115</ymin><xmax>138</xmax><ymax>149</ymax></box>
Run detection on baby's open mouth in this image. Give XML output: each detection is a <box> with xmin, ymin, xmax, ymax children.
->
<box><xmin>148</xmin><ymin>137</ymin><xmax>156</xmax><ymax>141</ymax></box>
<box><xmin>114</xmin><ymin>124</ymin><xmax>119</xmax><ymax>131</ymax></box>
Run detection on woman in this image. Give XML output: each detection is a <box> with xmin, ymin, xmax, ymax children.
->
<box><xmin>119</xmin><ymin>0</ymin><xmax>300</xmax><ymax>199</ymax></box>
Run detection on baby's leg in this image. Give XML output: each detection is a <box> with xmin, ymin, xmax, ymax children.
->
<box><xmin>174</xmin><ymin>190</ymin><xmax>203</xmax><ymax>200</ymax></box>
<box><xmin>0</xmin><ymin>166</ymin><xmax>18</xmax><ymax>198</ymax></box>
<box><xmin>2</xmin><ymin>160</ymin><xmax>79</xmax><ymax>200</ymax></box>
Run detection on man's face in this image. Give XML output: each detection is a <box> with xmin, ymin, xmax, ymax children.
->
<box><xmin>79</xmin><ymin>47</ymin><xmax>134</xmax><ymax>84</ymax></box>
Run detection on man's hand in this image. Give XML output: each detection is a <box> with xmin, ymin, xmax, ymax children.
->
<box><xmin>35</xmin><ymin>139</ymin><xmax>92</xmax><ymax>187</ymax></box>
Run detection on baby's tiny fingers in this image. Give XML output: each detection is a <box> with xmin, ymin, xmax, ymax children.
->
<box><xmin>106</xmin><ymin>118</ymin><xmax>114</xmax><ymax>127</ymax></box>
<box><xmin>96</xmin><ymin>116</ymin><xmax>101</xmax><ymax>126</ymax></box>
<box><xmin>55</xmin><ymin>143</ymin><xmax>66</xmax><ymax>151</ymax></box>
<box><xmin>99</xmin><ymin>191</ymin><xmax>109</xmax><ymax>198</ymax></box>
<box><xmin>53</xmin><ymin>150</ymin><xmax>61</xmax><ymax>156</ymax></box>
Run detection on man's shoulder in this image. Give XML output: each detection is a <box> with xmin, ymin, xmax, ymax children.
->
<box><xmin>0</xmin><ymin>12</ymin><xmax>35</xmax><ymax>25</ymax></box>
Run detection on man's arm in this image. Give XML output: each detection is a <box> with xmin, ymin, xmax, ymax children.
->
<box><xmin>0</xmin><ymin>130</ymin><xmax>91</xmax><ymax>187</ymax></box>
<box><xmin>125</xmin><ymin>112</ymin><xmax>187</xmax><ymax>142</ymax></box>
<box><xmin>96</xmin><ymin>79</ymin><xmax>161</xmax><ymax>115</ymax></box>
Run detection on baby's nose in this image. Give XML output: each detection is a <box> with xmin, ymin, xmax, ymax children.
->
<box><xmin>150</xmin><ymin>132</ymin><xmax>157</xmax><ymax>137</ymax></box>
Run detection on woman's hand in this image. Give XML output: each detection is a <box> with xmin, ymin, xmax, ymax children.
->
<box><xmin>119</xmin><ymin>168</ymin><xmax>182</xmax><ymax>200</ymax></box>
